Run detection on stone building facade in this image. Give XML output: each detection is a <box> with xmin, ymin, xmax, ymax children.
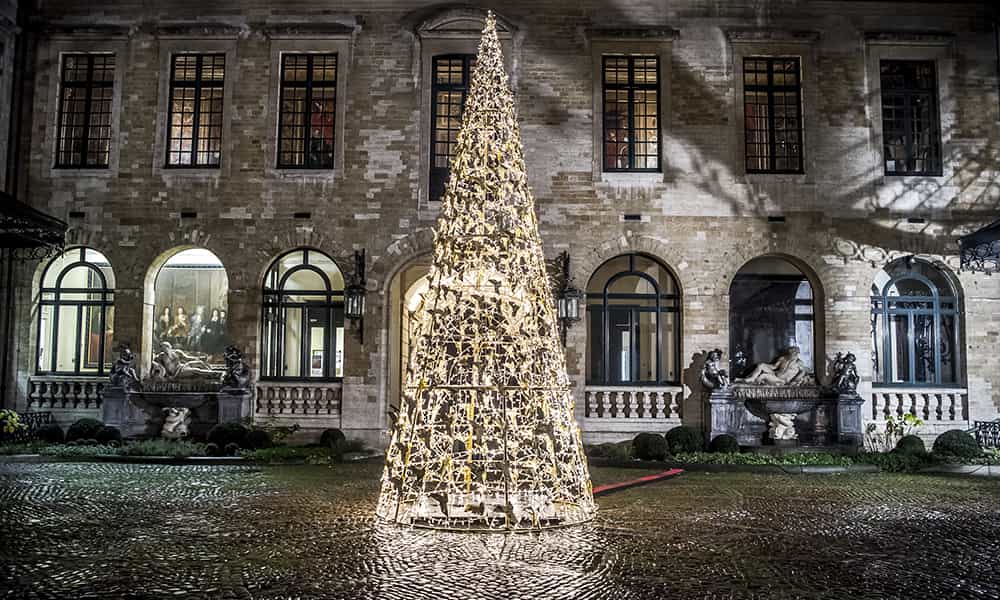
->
<box><xmin>3</xmin><ymin>0</ymin><xmax>999</xmax><ymax>448</ymax></box>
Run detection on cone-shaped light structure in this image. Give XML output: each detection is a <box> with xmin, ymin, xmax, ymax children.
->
<box><xmin>376</xmin><ymin>12</ymin><xmax>596</xmax><ymax>531</ymax></box>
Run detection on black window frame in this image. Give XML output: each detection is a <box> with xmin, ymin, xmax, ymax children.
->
<box><xmin>871</xmin><ymin>259</ymin><xmax>960</xmax><ymax>387</ymax></box>
<box><xmin>601</xmin><ymin>55</ymin><xmax>661</xmax><ymax>173</ymax></box>
<box><xmin>742</xmin><ymin>56</ymin><xmax>804</xmax><ymax>175</ymax></box>
<box><xmin>879</xmin><ymin>60</ymin><xmax>942</xmax><ymax>177</ymax></box>
<box><xmin>55</xmin><ymin>53</ymin><xmax>115</xmax><ymax>169</ymax></box>
<box><xmin>276</xmin><ymin>53</ymin><xmax>338</xmax><ymax>170</ymax></box>
<box><xmin>586</xmin><ymin>253</ymin><xmax>681</xmax><ymax>386</ymax></box>
<box><xmin>429</xmin><ymin>54</ymin><xmax>475</xmax><ymax>203</ymax></box>
<box><xmin>260</xmin><ymin>248</ymin><xmax>345</xmax><ymax>382</ymax></box>
<box><xmin>165</xmin><ymin>53</ymin><xmax>226</xmax><ymax>168</ymax></box>
<box><xmin>36</xmin><ymin>247</ymin><xmax>115</xmax><ymax>376</ymax></box>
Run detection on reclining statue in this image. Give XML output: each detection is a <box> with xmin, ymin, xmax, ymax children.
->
<box><xmin>149</xmin><ymin>341</ymin><xmax>220</xmax><ymax>381</ymax></box>
<box><xmin>736</xmin><ymin>346</ymin><xmax>814</xmax><ymax>386</ymax></box>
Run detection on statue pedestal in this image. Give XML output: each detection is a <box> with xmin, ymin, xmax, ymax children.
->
<box><xmin>218</xmin><ymin>388</ymin><xmax>250</xmax><ymax>424</ymax></box>
<box><xmin>836</xmin><ymin>393</ymin><xmax>865</xmax><ymax>448</ymax></box>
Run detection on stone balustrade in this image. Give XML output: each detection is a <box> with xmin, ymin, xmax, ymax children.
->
<box><xmin>868</xmin><ymin>386</ymin><xmax>968</xmax><ymax>424</ymax></box>
<box><xmin>255</xmin><ymin>381</ymin><xmax>342</xmax><ymax>417</ymax></box>
<box><xmin>583</xmin><ymin>385</ymin><xmax>684</xmax><ymax>420</ymax></box>
<box><xmin>27</xmin><ymin>376</ymin><xmax>105</xmax><ymax>410</ymax></box>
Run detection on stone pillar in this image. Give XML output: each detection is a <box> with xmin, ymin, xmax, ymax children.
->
<box><xmin>836</xmin><ymin>393</ymin><xmax>865</xmax><ymax>448</ymax></box>
<box><xmin>707</xmin><ymin>388</ymin><xmax>742</xmax><ymax>442</ymax></box>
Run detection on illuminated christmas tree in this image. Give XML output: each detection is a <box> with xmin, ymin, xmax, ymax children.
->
<box><xmin>376</xmin><ymin>12</ymin><xmax>596</xmax><ymax>531</ymax></box>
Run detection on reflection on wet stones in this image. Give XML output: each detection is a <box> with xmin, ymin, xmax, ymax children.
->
<box><xmin>1</xmin><ymin>462</ymin><xmax>999</xmax><ymax>599</ymax></box>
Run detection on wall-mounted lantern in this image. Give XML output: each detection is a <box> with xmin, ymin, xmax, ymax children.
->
<box><xmin>553</xmin><ymin>251</ymin><xmax>581</xmax><ymax>346</ymax></box>
<box><xmin>344</xmin><ymin>249</ymin><xmax>367</xmax><ymax>342</ymax></box>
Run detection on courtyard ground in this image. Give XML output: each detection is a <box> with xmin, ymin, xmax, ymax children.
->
<box><xmin>1</xmin><ymin>460</ymin><xmax>998</xmax><ymax>599</ymax></box>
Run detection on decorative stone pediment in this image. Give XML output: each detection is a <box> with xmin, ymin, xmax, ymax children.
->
<box><xmin>412</xmin><ymin>6</ymin><xmax>514</xmax><ymax>39</ymax></box>
<box><xmin>724</xmin><ymin>28</ymin><xmax>820</xmax><ymax>44</ymax></box>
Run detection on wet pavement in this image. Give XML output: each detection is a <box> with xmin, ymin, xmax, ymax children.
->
<box><xmin>1</xmin><ymin>461</ymin><xmax>999</xmax><ymax>599</ymax></box>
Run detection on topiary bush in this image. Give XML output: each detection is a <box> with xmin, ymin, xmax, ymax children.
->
<box><xmin>96</xmin><ymin>425</ymin><xmax>122</xmax><ymax>445</ymax></box>
<box><xmin>244</xmin><ymin>429</ymin><xmax>273</xmax><ymax>450</ymax></box>
<box><xmin>66</xmin><ymin>418</ymin><xmax>104</xmax><ymax>442</ymax></box>
<box><xmin>35</xmin><ymin>423</ymin><xmax>64</xmax><ymax>444</ymax></box>
<box><xmin>894</xmin><ymin>434</ymin><xmax>926</xmax><ymax>456</ymax></box>
<box><xmin>709</xmin><ymin>434</ymin><xmax>740</xmax><ymax>454</ymax></box>
<box><xmin>320</xmin><ymin>428</ymin><xmax>346</xmax><ymax>449</ymax></box>
<box><xmin>665</xmin><ymin>426</ymin><xmax>704</xmax><ymax>455</ymax></box>
<box><xmin>224</xmin><ymin>442</ymin><xmax>241</xmax><ymax>456</ymax></box>
<box><xmin>207</xmin><ymin>423</ymin><xmax>248</xmax><ymax>448</ymax></box>
<box><xmin>632</xmin><ymin>433</ymin><xmax>668</xmax><ymax>461</ymax></box>
<box><xmin>81</xmin><ymin>438</ymin><xmax>99</xmax><ymax>446</ymax></box>
<box><xmin>204</xmin><ymin>442</ymin><xmax>221</xmax><ymax>457</ymax></box>
<box><xmin>932</xmin><ymin>429</ymin><xmax>981</xmax><ymax>459</ymax></box>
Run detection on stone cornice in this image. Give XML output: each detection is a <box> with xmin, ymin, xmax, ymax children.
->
<box><xmin>724</xmin><ymin>28</ymin><xmax>821</xmax><ymax>44</ymax></box>
<box><xmin>261</xmin><ymin>22</ymin><xmax>358</xmax><ymax>39</ymax></box>
<box><xmin>588</xmin><ymin>27</ymin><xmax>679</xmax><ymax>42</ymax></box>
<box><xmin>864</xmin><ymin>30</ymin><xmax>956</xmax><ymax>45</ymax></box>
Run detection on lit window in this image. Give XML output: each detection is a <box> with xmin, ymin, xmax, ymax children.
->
<box><xmin>37</xmin><ymin>248</ymin><xmax>115</xmax><ymax>374</ymax></box>
<box><xmin>166</xmin><ymin>54</ymin><xmax>225</xmax><ymax>167</ymax></box>
<box><xmin>277</xmin><ymin>54</ymin><xmax>337</xmax><ymax>169</ymax></box>
<box><xmin>743</xmin><ymin>57</ymin><xmax>803</xmax><ymax>173</ymax></box>
<box><xmin>602</xmin><ymin>56</ymin><xmax>659</xmax><ymax>172</ymax></box>
<box><xmin>56</xmin><ymin>54</ymin><xmax>115</xmax><ymax>168</ymax></box>
<box><xmin>430</xmin><ymin>54</ymin><xmax>475</xmax><ymax>202</ymax></box>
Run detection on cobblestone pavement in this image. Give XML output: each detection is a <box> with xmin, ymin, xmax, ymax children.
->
<box><xmin>1</xmin><ymin>461</ymin><xmax>999</xmax><ymax>600</ymax></box>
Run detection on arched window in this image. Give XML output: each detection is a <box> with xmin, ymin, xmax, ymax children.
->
<box><xmin>37</xmin><ymin>247</ymin><xmax>115</xmax><ymax>374</ymax></box>
<box><xmin>586</xmin><ymin>253</ymin><xmax>681</xmax><ymax>385</ymax></box>
<box><xmin>261</xmin><ymin>249</ymin><xmax>345</xmax><ymax>380</ymax></box>
<box><xmin>152</xmin><ymin>248</ymin><xmax>229</xmax><ymax>362</ymax></box>
<box><xmin>871</xmin><ymin>257</ymin><xmax>960</xmax><ymax>386</ymax></box>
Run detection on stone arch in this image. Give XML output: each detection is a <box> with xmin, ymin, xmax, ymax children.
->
<box><xmin>575</xmin><ymin>235</ymin><xmax>686</xmax><ymax>295</ymax></box>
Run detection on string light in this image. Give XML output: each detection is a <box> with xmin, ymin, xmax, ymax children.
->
<box><xmin>376</xmin><ymin>12</ymin><xmax>596</xmax><ymax>531</ymax></box>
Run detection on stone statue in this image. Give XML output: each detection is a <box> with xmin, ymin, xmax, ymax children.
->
<box><xmin>831</xmin><ymin>352</ymin><xmax>859</xmax><ymax>394</ymax></box>
<box><xmin>736</xmin><ymin>347</ymin><xmax>814</xmax><ymax>386</ymax></box>
<box><xmin>700</xmin><ymin>348</ymin><xmax>730</xmax><ymax>390</ymax></box>
<box><xmin>109</xmin><ymin>344</ymin><xmax>141</xmax><ymax>391</ymax></box>
<box><xmin>769</xmin><ymin>413</ymin><xmax>798</xmax><ymax>440</ymax></box>
<box><xmin>161</xmin><ymin>407</ymin><xmax>191</xmax><ymax>439</ymax></box>
<box><xmin>221</xmin><ymin>346</ymin><xmax>252</xmax><ymax>390</ymax></box>
<box><xmin>149</xmin><ymin>341</ymin><xmax>219</xmax><ymax>381</ymax></box>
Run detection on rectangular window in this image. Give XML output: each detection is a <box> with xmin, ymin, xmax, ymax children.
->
<box><xmin>55</xmin><ymin>54</ymin><xmax>115</xmax><ymax>168</ymax></box>
<box><xmin>430</xmin><ymin>54</ymin><xmax>475</xmax><ymax>202</ymax></box>
<box><xmin>743</xmin><ymin>57</ymin><xmax>803</xmax><ymax>174</ymax></box>
<box><xmin>880</xmin><ymin>60</ymin><xmax>941</xmax><ymax>176</ymax></box>
<box><xmin>166</xmin><ymin>54</ymin><xmax>225</xmax><ymax>167</ymax></box>
<box><xmin>602</xmin><ymin>56</ymin><xmax>659</xmax><ymax>172</ymax></box>
<box><xmin>277</xmin><ymin>54</ymin><xmax>338</xmax><ymax>169</ymax></box>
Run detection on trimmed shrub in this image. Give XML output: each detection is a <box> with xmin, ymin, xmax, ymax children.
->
<box><xmin>204</xmin><ymin>442</ymin><xmax>221</xmax><ymax>457</ymax></box>
<box><xmin>96</xmin><ymin>426</ymin><xmax>122</xmax><ymax>445</ymax></box>
<box><xmin>81</xmin><ymin>438</ymin><xmax>99</xmax><ymax>446</ymax></box>
<box><xmin>320</xmin><ymin>428</ymin><xmax>346</xmax><ymax>449</ymax></box>
<box><xmin>933</xmin><ymin>429</ymin><xmax>981</xmax><ymax>459</ymax></box>
<box><xmin>244</xmin><ymin>429</ymin><xmax>273</xmax><ymax>450</ymax></box>
<box><xmin>36</xmin><ymin>423</ymin><xmax>64</xmax><ymax>444</ymax></box>
<box><xmin>632</xmin><ymin>433</ymin><xmax>668</xmax><ymax>461</ymax></box>
<box><xmin>665</xmin><ymin>426</ymin><xmax>704</xmax><ymax>455</ymax></box>
<box><xmin>207</xmin><ymin>423</ymin><xmax>248</xmax><ymax>448</ymax></box>
<box><xmin>66</xmin><ymin>418</ymin><xmax>103</xmax><ymax>442</ymax></box>
<box><xmin>709</xmin><ymin>434</ymin><xmax>740</xmax><ymax>454</ymax></box>
<box><xmin>894</xmin><ymin>434</ymin><xmax>926</xmax><ymax>456</ymax></box>
<box><xmin>224</xmin><ymin>442</ymin><xmax>241</xmax><ymax>456</ymax></box>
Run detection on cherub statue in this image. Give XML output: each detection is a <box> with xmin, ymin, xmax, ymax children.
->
<box><xmin>109</xmin><ymin>344</ymin><xmax>141</xmax><ymax>391</ymax></box>
<box><xmin>832</xmin><ymin>352</ymin><xmax>859</xmax><ymax>394</ymax></box>
<box><xmin>736</xmin><ymin>346</ymin><xmax>814</xmax><ymax>386</ymax></box>
<box><xmin>221</xmin><ymin>345</ymin><xmax>252</xmax><ymax>390</ymax></box>
<box><xmin>700</xmin><ymin>348</ymin><xmax>730</xmax><ymax>390</ymax></box>
<box><xmin>161</xmin><ymin>407</ymin><xmax>191</xmax><ymax>439</ymax></box>
<box><xmin>149</xmin><ymin>341</ymin><xmax>219</xmax><ymax>381</ymax></box>
<box><xmin>769</xmin><ymin>413</ymin><xmax>798</xmax><ymax>440</ymax></box>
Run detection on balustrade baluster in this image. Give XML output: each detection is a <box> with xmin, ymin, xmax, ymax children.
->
<box><xmin>628</xmin><ymin>391</ymin><xmax>639</xmax><ymax>418</ymax></box>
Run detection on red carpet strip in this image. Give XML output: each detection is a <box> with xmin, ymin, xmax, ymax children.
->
<box><xmin>592</xmin><ymin>468</ymin><xmax>685</xmax><ymax>497</ymax></box>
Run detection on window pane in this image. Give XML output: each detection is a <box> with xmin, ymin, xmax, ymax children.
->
<box><xmin>637</xmin><ymin>311</ymin><xmax>656</xmax><ymax>382</ymax></box>
<box><xmin>283</xmin><ymin>307</ymin><xmax>303</xmax><ymax>378</ymax></box>
<box><xmin>56</xmin><ymin>54</ymin><xmax>114</xmax><ymax>168</ymax></box>
<box><xmin>56</xmin><ymin>305</ymin><xmax>79</xmax><ymax>373</ymax></box>
<box><xmin>168</xmin><ymin>54</ymin><xmax>225</xmax><ymax>167</ymax></box>
<box><xmin>743</xmin><ymin>57</ymin><xmax>802</xmax><ymax>172</ymax></box>
<box><xmin>602</xmin><ymin>56</ymin><xmax>659</xmax><ymax>171</ymax></box>
<box><xmin>880</xmin><ymin>60</ymin><xmax>940</xmax><ymax>175</ymax></box>
<box><xmin>888</xmin><ymin>314</ymin><xmax>911</xmax><ymax>383</ymax></box>
<box><xmin>37</xmin><ymin>305</ymin><xmax>53</xmax><ymax>372</ymax></box>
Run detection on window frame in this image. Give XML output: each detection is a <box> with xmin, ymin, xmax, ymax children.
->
<box><xmin>35</xmin><ymin>247</ymin><xmax>115</xmax><ymax>376</ymax></box>
<box><xmin>878</xmin><ymin>59</ymin><xmax>943</xmax><ymax>177</ymax></box>
<box><xmin>54</xmin><ymin>53</ymin><xmax>116</xmax><ymax>169</ymax></box>
<box><xmin>428</xmin><ymin>53</ymin><xmax>475</xmax><ymax>203</ymax></box>
<box><xmin>260</xmin><ymin>249</ymin><xmax>346</xmax><ymax>383</ymax></box>
<box><xmin>870</xmin><ymin>260</ymin><xmax>961</xmax><ymax>388</ymax></box>
<box><xmin>165</xmin><ymin>52</ymin><xmax>226</xmax><ymax>169</ymax></box>
<box><xmin>742</xmin><ymin>56</ymin><xmax>804</xmax><ymax>175</ymax></box>
<box><xmin>276</xmin><ymin>53</ymin><xmax>338</xmax><ymax>170</ymax></box>
<box><xmin>601</xmin><ymin>55</ymin><xmax>661</xmax><ymax>173</ymax></box>
<box><xmin>586</xmin><ymin>253</ymin><xmax>682</xmax><ymax>386</ymax></box>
